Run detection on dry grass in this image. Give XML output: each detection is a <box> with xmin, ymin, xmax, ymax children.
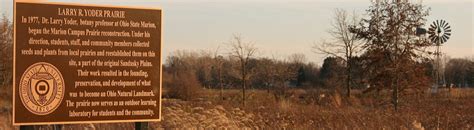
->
<box><xmin>0</xmin><ymin>87</ymin><xmax>473</xmax><ymax>129</ymax></box>
<box><xmin>194</xmin><ymin>88</ymin><xmax>474</xmax><ymax>129</ymax></box>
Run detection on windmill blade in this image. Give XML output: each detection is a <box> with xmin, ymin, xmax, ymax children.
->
<box><xmin>441</xmin><ymin>36</ymin><xmax>447</xmax><ymax>43</ymax></box>
<box><xmin>429</xmin><ymin>32</ymin><xmax>437</xmax><ymax>38</ymax></box>
<box><xmin>429</xmin><ymin>28</ymin><xmax>436</xmax><ymax>35</ymax></box>
<box><xmin>445</xmin><ymin>29</ymin><xmax>452</xmax><ymax>33</ymax></box>
<box><xmin>442</xmin><ymin>35</ymin><xmax>449</xmax><ymax>41</ymax></box>
<box><xmin>430</xmin><ymin>24</ymin><xmax>436</xmax><ymax>30</ymax></box>
<box><xmin>443</xmin><ymin>21</ymin><xmax>449</xmax><ymax>28</ymax></box>
<box><xmin>443</xmin><ymin>34</ymin><xmax>450</xmax><ymax>39</ymax></box>
<box><xmin>445</xmin><ymin>32</ymin><xmax>451</xmax><ymax>36</ymax></box>
<box><xmin>440</xmin><ymin>20</ymin><xmax>445</xmax><ymax>28</ymax></box>
<box><xmin>429</xmin><ymin>26</ymin><xmax>435</xmax><ymax>32</ymax></box>
<box><xmin>429</xmin><ymin>32</ymin><xmax>435</xmax><ymax>37</ymax></box>
<box><xmin>428</xmin><ymin>32</ymin><xmax>435</xmax><ymax>37</ymax></box>
<box><xmin>429</xmin><ymin>35</ymin><xmax>435</xmax><ymax>41</ymax></box>
<box><xmin>428</xmin><ymin>33</ymin><xmax>434</xmax><ymax>37</ymax></box>
<box><xmin>429</xmin><ymin>34</ymin><xmax>434</xmax><ymax>39</ymax></box>
<box><xmin>436</xmin><ymin>20</ymin><xmax>440</xmax><ymax>27</ymax></box>
<box><xmin>445</xmin><ymin>25</ymin><xmax>451</xmax><ymax>30</ymax></box>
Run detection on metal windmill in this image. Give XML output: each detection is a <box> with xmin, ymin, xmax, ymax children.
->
<box><xmin>428</xmin><ymin>19</ymin><xmax>452</xmax><ymax>88</ymax></box>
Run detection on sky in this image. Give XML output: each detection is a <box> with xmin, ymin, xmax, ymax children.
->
<box><xmin>1</xmin><ymin>0</ymin><xmax>473</xmax><ymax>65</ymax></box>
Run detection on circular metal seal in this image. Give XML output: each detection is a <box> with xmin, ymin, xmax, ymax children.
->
<box><xmin>19</xmin><ymin>62</ymin><xmax>65</xmax><ymax>115</ymax></box>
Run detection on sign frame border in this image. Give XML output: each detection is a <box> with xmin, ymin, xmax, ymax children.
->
<box><xmin>13</xmin><ymin>1</ymin><xmax>163</xmax><ymax>126</ymax></box>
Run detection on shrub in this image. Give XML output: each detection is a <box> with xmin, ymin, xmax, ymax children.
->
<box><xmin>166</xmin><ymin>71</ymin><xmax>202</xmax><ymax>101</ymax></box>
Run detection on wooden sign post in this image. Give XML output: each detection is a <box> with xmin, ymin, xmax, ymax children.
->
<box><xmin>13</xmin><ymin>2</ymin><xmax>162</xmax><ymax>128</ymax></box>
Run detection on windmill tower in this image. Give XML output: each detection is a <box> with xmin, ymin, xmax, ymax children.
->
<box><xmin>428</xmin><ymin>20</ymin><xmax>452</xmax><ymax>91</ymax></box>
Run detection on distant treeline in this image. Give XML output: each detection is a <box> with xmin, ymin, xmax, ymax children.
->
<box><xmin>163</xmin><ymin>51</ymin><xmax>320</xmax><ymax>90</ymax></box>
<box><xmin>162</xmin><ymin>49</ymin><xmax>474</xmax><ymax>92</ymax></box>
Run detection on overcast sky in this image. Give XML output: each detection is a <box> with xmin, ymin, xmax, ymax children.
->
<box><xmin>1</xmin><ymin>0</ymin><xmax>472</xmax><ymax>65</ymax></box>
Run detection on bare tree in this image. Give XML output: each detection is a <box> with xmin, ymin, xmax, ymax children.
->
<box><xmin>350</xmin><ymin>0</ymin><xmax>432</xmax><ymax>110</ymax></box>
<box><xmin>227</xmin><ymin>34</ymin><xmax>257</xmax><ymax>106</ymax></box>
<box><xmin>271</xmin><ymin>59</ymin><xmax>297</xmax><ymax>102</ymax></box>
<box><xmin>211</xmin><ymin>45</ymin><xmax>225</xmax><ymax>100</ymax></box>
<box><xmin>313</xmin><ymin>9</ymin><xmax>362</xmax><ymax>97</ymax></box>
<box><xmin>288</xmin><ymin>53</ymin><xmax>307</xmax><ymax>65</ymax></box>
<box><xmin>288</xmin><ymin>53</ymin><xmax>307</xmax><ymax>86</ymax></box>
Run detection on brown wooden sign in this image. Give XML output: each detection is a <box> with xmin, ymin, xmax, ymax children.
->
<box><xmin>13</xmin><ymin>2</ymin><xmax>162</xmax><ymax>125</ymax></box>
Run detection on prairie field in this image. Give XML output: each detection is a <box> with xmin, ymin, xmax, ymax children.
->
<box><xmin>0</xmin><ymin>87</ymin><xmax>473</xmax><ymax>129</ymax></box>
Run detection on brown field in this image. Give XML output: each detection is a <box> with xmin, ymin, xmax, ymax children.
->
<box><xmin>0</xmin><ymin>87</ymin><xmax>473</xmax><ymax>129</ymax></box>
